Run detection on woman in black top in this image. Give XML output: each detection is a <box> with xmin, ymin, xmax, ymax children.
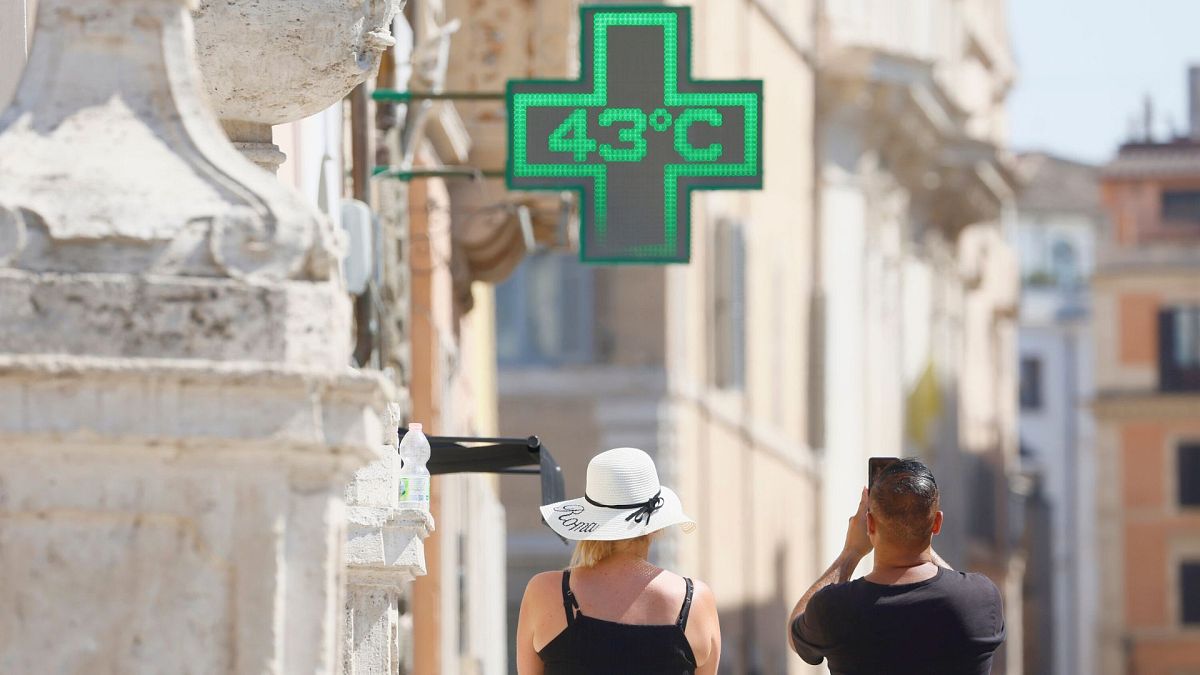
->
<box><xmin>516</xmin><ymin>448</ymin><xmax>721</xmax><ymax>675</ymax></box>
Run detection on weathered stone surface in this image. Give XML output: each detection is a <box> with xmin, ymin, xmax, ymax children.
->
<box><xmin>192</xmin><ymin>0</ymin><xmax>404</xmax><ymax>171</ymax></box>
<box><xmin>0</xmin><ymin>0</ymin><xmax>339</xmax><ymax>282</ymax></box>
<box><xmin>0</xmin><ymin>355</ymin><xmax>391</xmax><ymax>458</ymax></box>
<box><xmin>0</xmin><ymin>508</ymin><xmax>234</xmax><ymax>672</ymax></box>
<box><xmin>0</xmin><ymin>357</ymin><xmax>393</xmax><ymax>673</ymax></box>
<box><xmin>0</xmin><ymin>0</ymin><xmax>399</xmax><ymax>669</ymax></box>
<box><xmin>194</xmin><ymin>0</ymin><xmax>402</xmax><ymax>127</ymax></box>
<box><xmin>0</xmin><ymin>270</ymin><xmax>352</xmax><ymax>368</ymax></box>
<box><xmin>342</xmin><ymin>402</ymin><xmax>433</xmax><ymax>675</ymax></box>
<box><xmin>346</xmin><ymin>508</ymin><xmax>434</xmax><ymax>582</ymax></box>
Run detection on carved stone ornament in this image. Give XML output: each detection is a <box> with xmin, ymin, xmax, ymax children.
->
<box><xmin>0</xmin><ymin>203</ymin><xmax>27</xmax><ymax>266</ymax></box>
<box><xmin>0</xmin><ymin>0</ymin><xmax>339</xmax><ymax>282</ymax></box>
<box><xmin>193</xmin><ymin>0</ymin><xmax>403</xmax><ymax>171</ymax></box>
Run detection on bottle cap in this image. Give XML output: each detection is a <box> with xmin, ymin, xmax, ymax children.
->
<box><xmin>408</xmin><ymin>422</ymin><xmax>423</xmax><ymax>431</ymax></box>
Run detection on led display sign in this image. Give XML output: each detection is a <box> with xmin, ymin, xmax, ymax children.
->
<box><xmin>506</xmin><ymin>6</ymin><xmax>764</xmax><ymax>263</ymax></box>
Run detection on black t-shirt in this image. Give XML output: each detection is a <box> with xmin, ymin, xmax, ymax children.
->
<box><xmin>790</xmin><ymin>567</ymin><xmax>1005</xmax><ymax>675</ymax></box>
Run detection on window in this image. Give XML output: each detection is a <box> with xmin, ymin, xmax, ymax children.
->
<box><xmin>495</xmin><ymin>252</ymin><xmax>595</xmax><ymax>366</ymax></box>
<box><xmin>1019</xmin><ymin>357</ymin><xmax>1043</xmax><ymax>410</ymax></box>
<box><xmin>1159</xmin><ymin>306</ymin><xmax>1200</xmax><ymax>392</ymax></box>
<box><xmin>1180</xmin><ymin>443</ymin><xmax>1200</xmax><ymax>507</ymax></box>
<box><xmin>709</xmin><ymin>219</ymin><xmax>745</xmax><ymax>389</ymax></box>
<box><xmin>1182</xmin><ymin>561</ymin><xmax>1200</xmax><ymax>625</ymax></box>
<box><xmin>1161</xmin><ymin>191</ymin><xmax>1200</xmax><ymax>227</ymax></box>
<box><xmin>1051</xmin><ymin>240</ymin><xmax>1079</xmax><ymax>287</ymax></box>
<box><xmin>967</xmin><ymin>453</ymin><xmax>998</xmax><ymax>543</ymax></box>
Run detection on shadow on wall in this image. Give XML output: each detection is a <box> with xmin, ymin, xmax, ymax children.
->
<box><xmin>720</xmin><ymin>545</ymin><xmax>794</xmax><ymax>675</ymax></box>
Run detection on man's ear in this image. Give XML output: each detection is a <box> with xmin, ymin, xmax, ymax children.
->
<box><xmin>931</xmin><ymin>511</ymin><xmax>944</xmax><ymax>536</ymax></box>
<box><xmin>867</xmin><ymin>511</ymin><xmax>877</xmax><ymax>535</ymax></box>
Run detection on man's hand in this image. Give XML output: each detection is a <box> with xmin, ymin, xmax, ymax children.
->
<box><xmin>843</xmin><ymin>487</ymin><xmax>873</xmax><ymax>558</ymax></box>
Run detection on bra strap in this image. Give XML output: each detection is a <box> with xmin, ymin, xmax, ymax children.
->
<box><xmin>677</xmin><ymin>577</ymin><xmax>694</xmax><ymax>629</ymax></box>
<box><xmin>561</xmin><ymin>570</ymin><xmax>580</xmax><ymax>625</ymax></box>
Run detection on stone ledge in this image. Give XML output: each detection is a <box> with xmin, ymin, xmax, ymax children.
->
<box><xmin>0</xmin><ymin>353</ymin><xmax>394</xmax><ymax>466</ymax></box>
<box><xmin>0</xmin><ymin>270</ymin><xmax>353</xmax><ymax>368</ymax></box>
<box><xmin>1092</xmin><ymin>391</ymin><xmax>1200</xmax><ymax>420</ymax></box>
<box><xmin>346</xmin><ymin>508</ymin><xmax>434</xmax><ymax>582</ymax></box>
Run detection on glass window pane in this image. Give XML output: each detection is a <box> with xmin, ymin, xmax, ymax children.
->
<box><xmin>1162</xmin><ymin>191</ymin><xmax>1200</xmax><ymax>226</ymax></box>
<box><xmin>1020</xmin><ymin>357</ymin><xmax>1042</xmax><ymax>410</ymax></box>
<box><xmin>1180</xmin><ymin>443</ymin><xmax>1200</xmax><ymax>507</ymax></box>
<box><xmin>1182</xmin><ymin>561</ymin><xmax>1200</xmax><ymax>624</ymax></box>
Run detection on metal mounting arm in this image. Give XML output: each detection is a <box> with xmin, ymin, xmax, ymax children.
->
<box><xmin>397</xmin><ymin>431</ymin><xmax>565</xmax><ymax>508</ymax></box>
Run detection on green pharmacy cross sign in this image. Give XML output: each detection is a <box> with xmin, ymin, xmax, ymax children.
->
<box><xmin>506</xmin><ymin>5</ymin><xmax>763</xmax><ymax>264</ymax></box>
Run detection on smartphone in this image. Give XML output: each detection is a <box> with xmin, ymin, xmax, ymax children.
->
<box><xmin>868</xmin><ymin>457</ymin><xmax>900</xmax><ymax>490</ymax></box>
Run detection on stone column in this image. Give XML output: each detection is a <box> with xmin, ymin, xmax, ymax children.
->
<box><xmin>342</xmin><ymin>405</ymin><xmax>434</xmax><ymax>675</ymax></box>
<box><xmin>0</xmin><ymin>0</ymin><xmax>389</xmax><ymax>671</ymax></box>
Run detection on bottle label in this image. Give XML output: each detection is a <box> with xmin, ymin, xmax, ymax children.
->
<box><xmin>399</xmin><ymin>476</ymin><xmax>430</xmax><ymax>503</ymax></box>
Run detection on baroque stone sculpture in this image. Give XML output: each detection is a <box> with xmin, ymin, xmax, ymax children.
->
<box><xmin>193</xmin><ymin>0</ymin><xmax>403</xmax><ymax>171</ymax></box>
<box><xmin>0</xmin><ymin>0</ymin><xmax>339</xmax><ymax>285</ymax></box>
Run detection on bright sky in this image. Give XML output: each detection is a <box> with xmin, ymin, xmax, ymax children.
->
<box><xmin>1008</xmin><ymin>0</ymin><xmax>1200</xmax><ymax>165</ymax></box>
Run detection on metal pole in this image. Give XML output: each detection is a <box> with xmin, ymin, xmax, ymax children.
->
<box><xmin>372</xmin><ymin>167</ymin><xmax>507</xmax><ymax>181</ymax></box>
<box><xmin>372</xmin><ymin>89</ymin><xmax>507</xmax><ymax>103</ymax></box>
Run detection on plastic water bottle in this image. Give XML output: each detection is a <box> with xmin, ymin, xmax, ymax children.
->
<box><xmin>398</xmin><ymin>422</ymin><xmax>431</xmax><ymax>511</ymax></box>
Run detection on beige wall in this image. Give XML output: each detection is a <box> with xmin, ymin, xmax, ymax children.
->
<box><xmin>667</xmin><ymin>1</ymin><xmax>821</xmax><ymax>672</ymax></box>
<box><xmin>408</xmin><ymin>168</ymin><xmax>508</xmax><ymax>675</ymax></box>
<box><xmin>595</xmin><ymin>267</ymin><xmax>667</xmax><ymax>367</ymax></box>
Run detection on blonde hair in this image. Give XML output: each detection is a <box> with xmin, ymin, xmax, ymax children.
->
<box><xmin>569</xmin><ymin>534</ymin><xmax>654</xmax><ymax>568</ymax></box>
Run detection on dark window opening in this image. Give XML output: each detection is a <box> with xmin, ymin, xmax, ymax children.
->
<box><xmin>1159</xmin><ymin>306</ymin><xmax>1200</xmax><ymax>392</ymax></box>
<box><xmin>1051</xmin><ymin>240</ymin><xmax>1080</xmax><ymax>287</ymax></box>
<box><xmin>1161</xmin><ymin>191</ymin><xmax>1200</xmax><ymax>226</ymax></box>
<box><xmin>709</xmin><ymin>220</ymin><xmax>745</xmax><ymax>390</ymax></box>
<box><xmin>1180</xmin><ymin>443</ymin><xmax>1200</xmax><ymax>507</ymax></box>
<box><xmin>1182</xmin><ymin>561</ymin><xmax>1200</xmax><ymax>625</ymax></box>
<box><xmin>1020</xmin><ymin>356</ymin><xmax>1043</xmax><ymax>410</ymax></box>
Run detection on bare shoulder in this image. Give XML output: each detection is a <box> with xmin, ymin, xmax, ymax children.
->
<box><xmin>526</xmin><ymin>570</ymin><xmax>564</xmax><ymax>596</ymax></box>
<box><xmin>687</xmin><ymin>578</ymin><xmax>717</xmax><ymax>616</ymax></box>
<box><xmin>690</xmin><ymin>578</ymin><xmax>714</xmax><ymax>599</ymax></box>
<box><xmin>646</xmin><ymin>568</ymin><xmax>690</xmax><ymax>601</ymax></box>
<box><xmin>681</xmin><ymin>577</ymin><xmax>719</xmax><ymax>667</ymax></box>
<box><xmin>523</xmin><ymin>570</ymin><xmax>565</xmax><ymax>609</ymax></box>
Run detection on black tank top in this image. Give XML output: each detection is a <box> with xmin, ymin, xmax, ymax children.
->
<box><xmin>538</xmin><ymin>569</ymin><xmax>698</xmax><ymax>675</ymax></box>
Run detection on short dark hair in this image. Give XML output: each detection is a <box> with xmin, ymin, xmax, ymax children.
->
<box><xmin>869</xmin><ymin>458</ymin><xmax>940</xmax><ymax>549</ymax></box>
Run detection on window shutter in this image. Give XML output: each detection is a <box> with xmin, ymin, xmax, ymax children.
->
<box><xmin>1180</xmin><ymin>443</ymin><xmax>1200</xmax><ymax>507</ymax></box>
<box><xmin>1182</xmin><ymin>562</ymin><xmax>1200</xmax><ymax>624</ymax></box>
<box><xmin>1160</xmin><ymin>309</ymin><xmax>1177</xmax><ymax>391</ymax></box>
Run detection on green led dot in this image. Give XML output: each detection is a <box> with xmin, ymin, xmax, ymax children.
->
<box><xmin>649</xmin><ymin>108</ymin><xmax>673</xmax><ymax>132</ymax></box>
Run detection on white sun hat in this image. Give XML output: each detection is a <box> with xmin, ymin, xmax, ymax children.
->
<box><xmin>540</xmin><ymin>447</ymin><xmax>697</xmax><ymax>541</ymax></box>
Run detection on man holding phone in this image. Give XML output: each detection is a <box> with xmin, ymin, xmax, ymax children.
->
<box><xmin>787</xmin><ymin>458</ymin><xmax>1005</xmax><ymax>674</ymax></box>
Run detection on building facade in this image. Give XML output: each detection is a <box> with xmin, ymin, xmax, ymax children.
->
<box><xmin>2</xmin><ymin>0</ymin><xmax>1030</xmax><ymax>672</ymax></box>
<box><xmin>1013</xmin><ymin>152</ymin><xmax>1103</xmax><ymax>675</ymax></box>
<box><xmin>487</xmin><ymin>1</ymin><xmax>1025</xmax><ymax>674</ymax></box>
<box><xmin>1094</xmin><ymin>71</ymin><xmax>1200</xmax><ymax>675</ymax></box>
